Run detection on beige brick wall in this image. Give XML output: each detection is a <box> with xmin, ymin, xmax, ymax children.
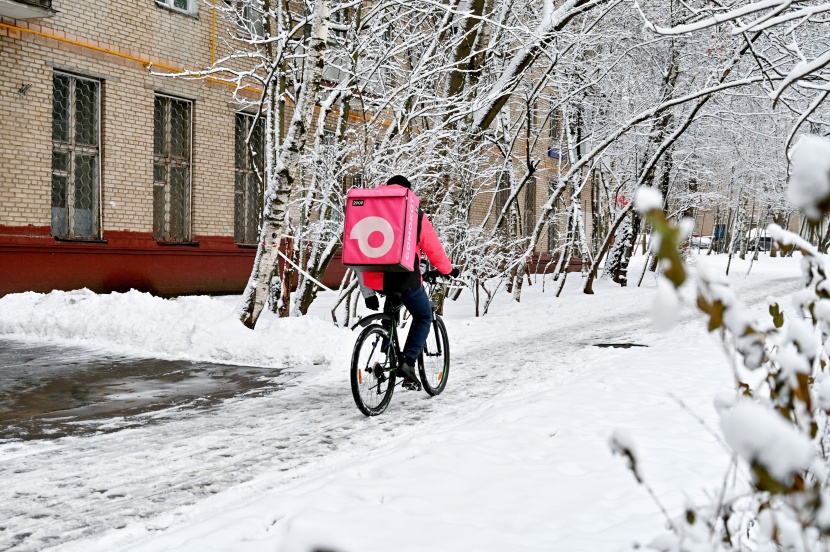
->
<box><xmin>463</xmin><ymin>96</ymin><xmax>580</xmax><ymax>254</ymax></box>
<box><xmin>1</xmin><ymin>0</ymin><xmax>244</xmax><ymax>235</ymax></box>
<box><xmin>0</xmin><ymin>1</ymin><xmax>579</xmax><ymax>251</ymax></box>
<box><xmin>0</xmin><ymin>36</ymin><xmax>52</xmax><ymax>228</ymax></box>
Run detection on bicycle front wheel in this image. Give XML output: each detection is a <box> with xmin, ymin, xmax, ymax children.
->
<box><xmin>351</xmin><ymin>324</ymin><xmax>396</xmax><ymax>416</ymax></box>
<box><xmin>419</xmin><ymin>315</ymin><xmax>450</xmax><ymax>396</ymax></box>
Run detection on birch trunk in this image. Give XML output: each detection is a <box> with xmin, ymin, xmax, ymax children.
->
<box><xmin>238</xmin><ymin>0</ymin><xmax>330</xmax><ymax>329</ymax></box>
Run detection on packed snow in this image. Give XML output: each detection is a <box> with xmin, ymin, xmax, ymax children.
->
<box><xmin>0</xmin><ymin>253</ymin><xmax>806</xmax><ymax>551</ymax></box>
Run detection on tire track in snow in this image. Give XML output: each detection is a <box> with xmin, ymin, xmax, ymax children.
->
<box><xmin>0</xmin><ymin>277</ymin><xmax>800</xmax><ymax>552</ymax></box>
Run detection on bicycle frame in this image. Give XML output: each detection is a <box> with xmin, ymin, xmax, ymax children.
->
<box><xmin>350</xmin><ymin>275</ymin><xmax>451</xmax><ymax>414</ymax></box>
<box><xmin>356</xmin><ymin>284</ymin><xmax>444</xmax><ymax>363</ymax></box>
<box><xmin>357</xmin><ymin>303</ymin><xmax>404</xmax><ymax>379</ymax></box>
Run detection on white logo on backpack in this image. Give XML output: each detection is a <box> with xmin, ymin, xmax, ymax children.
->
<box><xmin>349</xmin><ymin>216</ymin><xmax>394</xmax><ymax>258</ymax></box>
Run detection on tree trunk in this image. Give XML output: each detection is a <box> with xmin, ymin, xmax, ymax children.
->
<box><xmin>237</xmin><ymin>0</ymin><xmax>330</xmax><ymax>329</ymax></box>
<box><xmin>605</xmin><ymin>211</ymin><xmax>641</xmax><ymax>287</ymax></box>
<box><xmin>583</xmin><ymin>203</ymin><xmax>634</xmax><ymax>294</ymax></box>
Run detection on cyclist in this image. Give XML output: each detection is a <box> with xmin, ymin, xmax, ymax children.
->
<box><xmin>356</xmin><ymin>175</ymin><xmax>459</xmax><ymax>389</ymax></box>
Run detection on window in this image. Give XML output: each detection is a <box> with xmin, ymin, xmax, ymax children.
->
<box><xmin>547</xmin><ymin>180</ymin><xmax>563</xmax><ymax>252</ymax></box>
<box><xmin>322</xmin><ymin>129</ymin><xmax>336</xmax><ymax>146</ymax></box>
<box><xmin>344</xmin><ymin>173</ymin><xmax>364</xmax><ymax>192</ymax></box>
<box><xmin>229</xmin><ymin>0</ymin><xmax>264</xmax><ymax>38</ymax></box>
<box><xmin>550</xmin><ymin>108</ymin><xmax>562</xmax><ymax>140</ymax></box>
<box><xmin>330</xmin><ymin>7</ymin><xmax>347</xmax><ymax>41</ymax></box>
<box><xmin>51</xmin><ymin>72</ymin><xmax>101</xmax><ymax>240</ymax></box>
<box><xmin>527</xmin><ymin>102</ymin><xmax>536</xmax><ymax>133</ymax></box>
<box><xmin>156</xmin><ymin>0</ymin><xmax>197</xmax><ymax>14</ymax></box>
<box><xmin>153</xmin><ymin>95</ymin><xmax>192</xmax><ymax>243</ymax></box>
<box><xmin>494</xmin><ymin>171</ymin><xmax>510</xmax><ymax>231</ymax></box>
<box><xmin>234</xmin><ymin>113</ymin><xmax>264</xmax><ymax>245</ymax></box>
<box><xmin>548</xmin><ymin>179</ymin><xmax>571</xmax><ymax>254</ymax></box>
<box><xmin>524</xmin><ymin>177</ymin><xmax>536</xmax><ymax>236</ymax></box>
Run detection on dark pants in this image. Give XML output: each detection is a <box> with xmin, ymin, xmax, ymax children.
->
<box><xmin>385</xmin><ymin>285</ymin><xmax>433</xmax><ymax>362</ymax></box>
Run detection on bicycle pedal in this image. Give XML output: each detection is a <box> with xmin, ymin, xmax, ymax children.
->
<box><xmin>402</xmin><ymin>381</ymin><xmax>421</xmax><ymax>391</ymax></box>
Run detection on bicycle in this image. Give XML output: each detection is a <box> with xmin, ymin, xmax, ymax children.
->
<box><xmin>350</xmin><ymin>271</ymin><xmax>451</xmax><ymax>417</ymax></box>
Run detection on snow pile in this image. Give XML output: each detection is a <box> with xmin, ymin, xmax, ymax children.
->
<box><xmin>788</xmin><ymin>134</ymin><xmax>830</xmax><ymax>220</ymax></box>
<box><xmin>0</xmin><ymin>289</ymin><xmax>351</xmax><ymax>367</ymax></box>
<box><xmin>720</xmin><ymin>399</ymin><xmax>812</xmax><ymax>483</ymax></box>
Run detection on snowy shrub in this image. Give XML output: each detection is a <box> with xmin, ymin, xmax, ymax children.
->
<box><xmin>788</xmin><ymin>135</ymin><xmax>830</xmax><ymax>221</ymax></box>
<box><xmin>615</xmin><ymin>183</ymin><xmax>830</xmax><ymax>551</ymax></box>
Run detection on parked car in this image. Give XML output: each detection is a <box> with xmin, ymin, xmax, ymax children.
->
<box><xmin>690</xmin><ymin>235</ymin><xmax>713</xmax><ymax>249</ymax></box>
<box><xmin>744</xmin><ymin>229</ymin><xmax>772</xmax><ymax>252</ymax></box>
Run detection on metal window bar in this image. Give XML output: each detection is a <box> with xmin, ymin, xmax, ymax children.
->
<box><xmin>494</xmin><ymin>171</ymin><xmax>510</xmax><ymax>232</ymax></box>
<box><xmin>233</xmin><ymin>1</ymin><xmax>264</xmax><ymax>38</ymax></box>
<box><xmin>550</xmin><ymin>108</ymin><xmax>561</xmax><ymax>140</ymax></box>
<box><xmin>153</xmin><ymin>94</ymin><xmax>193</xmax><ymax>243</ymax></box>
<box><xmin>524</xmin><ymin>176</ymin><xmax>536</xmax><ymax>237</ymax></box>
<box><xmin>330</xmin><ymin>6</ymin><xmax>347</xmax><ymax>40</ymax></box>
<box><xmin>343</xmin><ymin>173</ymin><xmax>363</xmax><ymax>193</ymax></box>
<box><xmin>234</xmin><ymin>112</ymin><xmax>264</xmax><ymax>244</ymax></box>
<box><xmin>547</xmin><ymin>179</ymin><xmax>558</xmax><ymax>251</ymax></box>
<box><xmin>51</xmin><ymin>72</ymin><xmax>101</xmax><ymax>240</ymax></box>
<box><xmin>322</xmin><ymin>129</ymin><xmax>336</xmax><ymax>146</ymax></box>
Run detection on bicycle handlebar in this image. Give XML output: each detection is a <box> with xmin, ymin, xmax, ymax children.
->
<box><xmin>423</xmin><ymin>270</ymin><xmax>449</xmax><ymax>284</ymax></box>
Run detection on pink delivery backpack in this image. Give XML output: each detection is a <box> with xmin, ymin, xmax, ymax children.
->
<box><xmin>343</xmin><ymin>186</ymin><xmax>421</xmax><ymax>272</ymax></box>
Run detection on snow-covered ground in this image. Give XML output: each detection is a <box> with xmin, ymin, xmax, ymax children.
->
<box><xmin>0</xmin><ymin>254</ymin><xmax>803</xmax><ymax>551</ymax></box>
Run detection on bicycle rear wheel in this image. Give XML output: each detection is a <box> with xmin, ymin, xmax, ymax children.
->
<box><xmin>351</xmin><ymin>324</ymin><xmax>396</xmax><ymax>416</ymax></box>
<box><xmin>419</xmin><ymin>315</ymin><xmax>449</xmax><ymax>396</ymax></box>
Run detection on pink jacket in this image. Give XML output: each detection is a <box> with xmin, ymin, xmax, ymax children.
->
<box><xmin>361</xmin><ymin>205</ymin><xmax>452</xmax><ymax>292</ymax></box>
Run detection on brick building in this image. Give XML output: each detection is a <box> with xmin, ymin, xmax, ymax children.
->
<box><xmin>0</xmin><ymin>0</ymin><xmax>576</xmax><ymax>298</ymax></box>
<box><xmin>0</xmin><ymin>0</ymin><xmax>280</xmax><ymax>296</ymax></box>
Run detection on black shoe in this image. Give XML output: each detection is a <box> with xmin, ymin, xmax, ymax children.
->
<box><xmin>398</xmin><ymin>358</ymin><xmax>421</xmax><ymax>391</ymax></box>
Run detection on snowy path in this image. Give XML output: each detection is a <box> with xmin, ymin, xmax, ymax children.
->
<box><xmin>0</xmin><ymin>257</ymin><xmax>802</xmax><ymax>551</ymax></box>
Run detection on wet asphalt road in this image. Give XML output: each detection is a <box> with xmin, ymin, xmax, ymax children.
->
<box><xmin>0</xmin><ymin>338</ymin><xmax>288</xmax><ymax>441</ymax></box>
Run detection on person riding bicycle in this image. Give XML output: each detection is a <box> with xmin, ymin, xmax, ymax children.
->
<box><xmin>356</xmin><ymin>175</ymin><xmax>459</xmax><ymax>389</ymax></box>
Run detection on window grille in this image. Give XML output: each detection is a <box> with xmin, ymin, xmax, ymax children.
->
<box><xmin>51</xmin><ymin>72</ymin><xmax>101</xmax><ymax>240</ymax></box>
<box><xmin>153</xmin><ymin>95</ymin><xmax>192</xmax><ymax>243</ymax></box>
<box><xmin>330</xmin><ymin>7</ymin><xmax>347</xmax><ymax>41</ymax></box>
<box><xmin>550</xmin><ymin>108</ymin><xmax>561</xmax><ymax>140</ymax></box>
<box><xmin>547</xmin><ymin>179</ymin><xmax>559</xmax><ymax>251</ymax></box>
<box><xmin>234</xmin><ymin>112</ymin><xmax>264</xmax><ymax>245</ymax></box>
<box><xmin>524</xmin><ymin>177</ymin><xmax>536</xmax><ymax>236</ymax></box>
<box><xmin>344</xmin><ymin>172</ymin><xmax>363</xmax><ymax>193</ymax></box>
<box><xmin>229</xmin><ymin>0</ymin><xmax>264</xmax><ymax>38</ymax></box>
<box><xmin>494</xmin><ymin>171</ymin><xmax>510</xmax><ymax>231</ymax></box>
<box><xmin>322</xmin><ymin>129</ymin><xmax>336</xmax><ymax>146</ymax></box>
<box><xmin>527</xmin><ymin>102</ymin><xmax>536</xmax><ymax>132</ymax></box>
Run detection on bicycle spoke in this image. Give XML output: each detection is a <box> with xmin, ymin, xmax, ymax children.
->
<box><xmin>418</xmin><ymin>316</ymin><xmax>449</xmax><ymax>396</ymax></box>
<box><xmin>351</xmin><ymin>325</ymin><xmax>398</xmax><ymax>416</ymax></box>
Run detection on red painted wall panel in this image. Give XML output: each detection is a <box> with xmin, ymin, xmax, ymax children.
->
<box><xmin>0</xmin><ymin>226</ymin><xmax>258</xmax><ymax>296</ymax></box>
<box><xmin>0</xmin><ymin>225</ymin><xmax>351</xmax><ymax>297</ymax></box>
<box><xmin>0</xmin><ymin>226</ymin><xmax>575</xmax><ymax>298</ymax></box>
